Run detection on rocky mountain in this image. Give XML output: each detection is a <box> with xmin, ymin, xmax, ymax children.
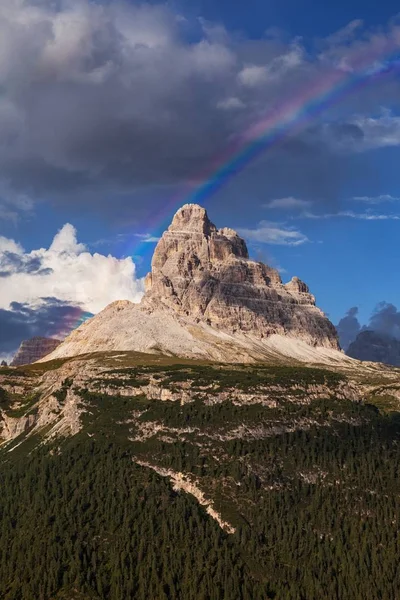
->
<box><xmin>347</xmin><ymin>330</ymin><xmax>400</xmax><ymax>366</ymax></box>
<box><xmin>144</xmin><ymin>204</ymin><xmax>338</xmax><ymax>346</ymax></box>
<box><xmin>43</xmin><ymin>204</ymin><xmax>342</xmax><ymax>364</ymax></box>
<box><xmin>11</xmin><ymin>337</ymin><xmax>61</xmax><ymax>366</ymax></box>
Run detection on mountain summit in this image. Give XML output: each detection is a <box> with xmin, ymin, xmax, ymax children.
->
<box><xmin>43</xmin><ymin>204</ymin><xmax>341</xmax><ymax>363</ymax></box>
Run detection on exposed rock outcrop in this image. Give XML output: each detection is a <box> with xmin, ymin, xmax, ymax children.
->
<box><xmin>42</xmin><ymin>204</ymin><xmax>341</xmax><ymax>364</ymax></box>
<box><xmin>0</xmin><ymin>357</ymin><xmax>96</xmax><ymax>444</ymax></box>
<box><xmin>11</xmin><ymin>337</ymin><xmax>61</xmax><ymax>366</ymax></box>
<box><xmin>347</xmin><ymin>330</ymin><xmax>400</xmax><ymax>367</ymax></box>
<box><xmin>136</xmin><ymin>461</ymin><xmax>236</xmax><ymax>534</ymax></box>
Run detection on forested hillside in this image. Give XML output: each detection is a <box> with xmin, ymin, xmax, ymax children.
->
<box><xmin>0</xmin><ymin>360</ymin><xmax>399</xmax><ymax>599</ymax></box>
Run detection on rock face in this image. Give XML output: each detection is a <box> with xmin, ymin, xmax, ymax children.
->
<box><xmin>11</xmin><ymin>337</ymin><xmax>61</xmax><ymax>366</ymax></box>
<box><xmin>43</xmin><ymin>204</ymin><xmax>341</xmax><ymax>364</ymax></box>
<box><xmin>144</xmin><ymin>204</ymin><xmax>339</xmax><ymax>348</ymax></box>
<box><xmin>347</xmin><ymin>331</ymin><xmax>400</xmax><ymax>366</ymax></box>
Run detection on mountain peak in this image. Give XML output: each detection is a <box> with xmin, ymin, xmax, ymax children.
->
<box><xmin>169</xmin><ymin>204</ymin><xmax>217</xmax><ymax>236</ymax></box>
<box><xmin>144</xmin><ymin>205</ymin><xmax>338</xmax><ymax>349</ymax></box>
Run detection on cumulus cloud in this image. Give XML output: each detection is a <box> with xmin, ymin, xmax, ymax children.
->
<box><xmin>238</xmin><ymin>221</ymin><xmax>308</xmax><ymax>245</ymax></box>
<box><xmin>0</xmin><ymin>0</ymin><xmax>399</xmax><ymax>220</ymax></box>
<box><xmin>0</xmin><ymin>223</ymin><xmax>144</xmax><ymax>314</ymax></box>
<box><xmin>0</xmin><ymin>0</ymin><xmax>244</xmax><ymax>212</ymax></box>
<box><xmin>0</xmin><ymin>236</ymin><xmax>23</xmax><ymax>254</ymax></box>
<box><xmin>0</xmin><ymin>222</ymin><xmax>145</xmax><ymax>359</ymax></box>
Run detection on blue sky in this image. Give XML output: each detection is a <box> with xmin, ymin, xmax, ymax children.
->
<box><xmin>1</xmin><ymin>0</ymin><xmax>400</xmax><ymax>357</ymax></box>
<box><xmin>176</xmin><ymin>0</ymin><xmax>399</xmax><ymax>39</ymax></box>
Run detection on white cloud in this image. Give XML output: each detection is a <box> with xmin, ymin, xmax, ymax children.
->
<box><xmin>301</xmin><ymin>210</ymin><xmax>400</xmax><ymax>220</ymax></box>
<box><xmin>238</xmin><ymin>64</ymin><xmax>269</xmax><ymax>87</ymax></box>
<box><xmin>343</xmin><ymin>212</ymin><xmax>400</xmax><ymax>220</ymax></box>
<box><xmin>238</xmin><ymin>42</ymin><xmax>304</xmax><ymax>88</ymax></box>
<box><xmin>351</xmin><ymin>113</ymin><xmax>400</xmax><ymax>150</ymax></box>
<box><xmin>0</xmin><ymin>236</ymin><xmax>23</xmax><ymax>254</ymax></box>
<box><xmin>264</xmin><ymin>197</ymin><xmax>312</xmax><ymax>210</ymax></box>
<box><xmin>238</xmin><ymin>221</ymin><xmax>308</xmax><ymax>245</ymax></box>
<box><xmin>266</xmin><ymin>42</ymin><xmax>304</xmax><ymax>76</ymax></box>
<box><xmin>0</xmin><ymin>224</ymin><xmax>145</xmax><ymax>314</ymax></box>
<box><xmin>49</xmin><ymin>223</ymin><xmax>86</xmax><ymax>254</ymax></box>
<box><xmin>133</xmin><ymin>233</ymin><xmax>161</xmax><ymax>243</ymax></box>
<box><xmin>353</xmin><ymin>194</ymin><xmax>400</xmax><ymax>203</ymax></box>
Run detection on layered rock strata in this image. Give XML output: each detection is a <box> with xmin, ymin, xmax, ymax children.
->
<box><xmin>143</xmin><ymin>204</ymin><xmax>339</xmax><ymax>348</ymax></box>
<box><xmin>11</xmin><ymin>337</ymin><xmax>61</xmax><ymax>366</ymax></box>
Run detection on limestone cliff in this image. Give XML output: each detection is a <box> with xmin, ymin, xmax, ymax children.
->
<box><xmin>143</xmin><ymin>204</ymin><xmax>339</xmax><ymax>348</ymax></box>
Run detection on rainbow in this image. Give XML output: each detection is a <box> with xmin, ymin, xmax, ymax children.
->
<box><xmin>129</xmin><ymin>35</ymin><xmax>400</xmax><ymax>261</ymax></box>
<box><xmin>52</xmin><ymin>305</ymin><xmax>93</xmax><ymax>341</ymax></box>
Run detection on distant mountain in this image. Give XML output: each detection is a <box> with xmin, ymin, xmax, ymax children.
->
<box><xmin>11</xmin><ymin>337</ymin><xmax>61</xmax><ymax>366</ymax></box>
<box><xmin>347</xmin><ymin>330</ymin><xmax>400</xmax><ymax>366</ymax></box>
<box><xmin>42</xmin><ymin>203</ymin><xmax>342</xmax><ymax>364</ymax></box>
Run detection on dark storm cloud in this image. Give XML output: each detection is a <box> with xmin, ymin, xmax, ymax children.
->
<box><xmin>369</xmin><ymin>302</ymin><xmax>400</xmax><ymax>339</ymax></box>
<box><xmin>0</xmin><ymin>1</ymin><xmax>400</xmax><ymax>222</ymax></box>
<box><xmin>0</xmin><ymin>298</ymin><xmax>92</xmax><ymax>357</ymax></box>
<box><xmin>336</xmin><ymin>307</ymin><xmax>361</xmax><ymax>351</ymax></box>
<box><xmin>336</xmin><ymin>303</ymin><xmax>400</xmax><ymax>349</ymax></box>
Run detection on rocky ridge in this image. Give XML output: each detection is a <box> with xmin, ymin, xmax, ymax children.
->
<box><xmin>0</xmin><ymin>351</ymin><xmax>349</xmax><ymax>444</ymax></box>
<box><xmin>2</xmin><ymin>348</ymin><xmax>388</xmax><ymax>449</ymax></box>
<box><xmin>43</xmin><ymin>204</ymin><xmax>341</xmax><ymax>364</ymax></box>
<box><xmin>11</xmin><ymin>337</ymin><xmax>61</xmax><ymax>366</ymax></box>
